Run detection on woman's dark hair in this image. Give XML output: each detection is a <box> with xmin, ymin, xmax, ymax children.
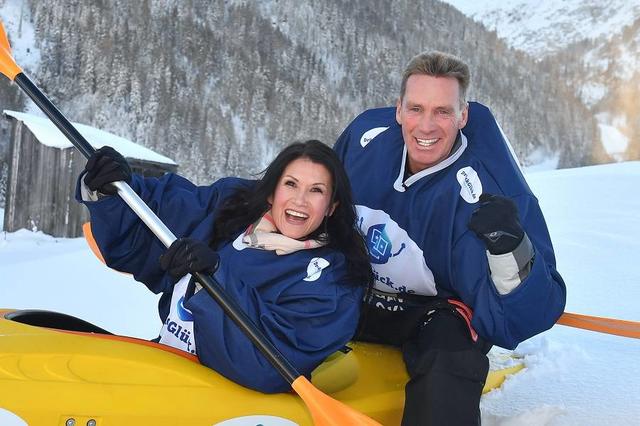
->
<box><xmin>210</xmin><ymin>139</ymin><xmax>373</xmax><ymax>288</ymax></box>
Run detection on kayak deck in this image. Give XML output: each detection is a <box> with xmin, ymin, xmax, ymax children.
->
<box><xmin>0</xmin><ymin>309</ymin><xmax>523</xmax><ymax>425</ymax></box>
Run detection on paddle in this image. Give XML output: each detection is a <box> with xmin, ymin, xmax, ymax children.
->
<box><xmin>0</xmin><ymin>22</ymin><xmax>381</xmax><ymax>426</ymax></box>
<box><xmin>557</xmin><ymin>312</ymin><xmax>640</xmax><ymax>339</ymax></box>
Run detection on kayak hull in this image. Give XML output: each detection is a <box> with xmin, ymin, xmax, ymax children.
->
<box><xmin>0</xmin><ymin>309</ymin><xmax>522</xmax><ymax>425</ymax></box>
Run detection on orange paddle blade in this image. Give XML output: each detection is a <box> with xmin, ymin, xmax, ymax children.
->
<box><xmin>292</xmin><ymin>376</ymin><xmax>382</xmax><ymax>425</ymax></box>
<box><xmin>557</xmin><ymin>312</ymin><xmax>640</xmax><ymax>339</ymax></box>
<box><xmin>0</xmin><ymin>21</ymin><xmax>22</xmax><ymax>80</ymax></box>
<box><xmin>82</xmin><ymin>222</ymin><xmax>106</xmax><ymax>264</ymax></box>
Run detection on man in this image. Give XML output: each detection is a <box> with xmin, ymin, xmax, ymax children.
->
<box><xmin>334</xmin><ymin>51</ymin><xmax>566</xmax><ymax>425</ymax></box>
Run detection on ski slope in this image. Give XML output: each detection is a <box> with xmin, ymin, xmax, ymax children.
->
<box><xmin>1</xmin><ymin>161</ymin><xmax>639</xmax><ymax>425</ymax></box>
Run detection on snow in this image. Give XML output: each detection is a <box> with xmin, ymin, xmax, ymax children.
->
<box><xmin>0</xmin><ymin>0</ymin><xmax>46</xmax><ymax>116</ymax></box>
<box><xmin>577</xmin><ymin>81</ymin><xmax>608</xmax><ymax>108</ymax></box>
<box><xmin>3</xmin><ymin>110</ymin><xmax>176</xmax><ymax>165</ymax></box>
<box><xmin>0</xmin><ymin>228</ymin><xmax>162</xmax><ymax>338</ymax></box>
<box><xmin>522</xmin><ymin>148</ymin><xmax>559</xmax><ymax>173</ymax></box>
<box><xmin>598</xmin><ymin>122</ymin><xmax>629</xmax><ymax>161</ymax></box>
<box><xmin>442</xmin><ymin>0</ymin><xmax>640</xmax><ymax>56</ymax></box>
<box><xmin>1</xmin><ymin>162</ymin><xmax>639</xmax><ymax>425</ymax></box>
<box><xmin>0</xmin><ymin>0</ymin><xmax>40</xmax><ymax>74</ymax></box>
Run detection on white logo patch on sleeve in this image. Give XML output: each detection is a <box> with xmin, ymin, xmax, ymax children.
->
<box><xmin>303</xmin><ymin>257</ymin><xmax>330</xmax><ymax>281</ymax></box>
<box><xmin>360</xmin><ymin>126</ymin><xmax>389</xmax><ymax>147</ymax></box>
<box><xmin>456</xmin><ymin>166</ymin><xmax>482</xmax><ymax>203</ymax></box>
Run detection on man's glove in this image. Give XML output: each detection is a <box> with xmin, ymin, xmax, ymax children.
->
<box><xmin>159</xmin><ymin>238</ymin><xmax>220</xmax><ymax>282</ymax></box>
<box><xmin>84</xmin><ymin>146</ymin><xmax>132</xmax><ymax>195</ymax></box>
<box><xmin>468</xmin><ymin>194</ymin><xmax>525</xmax><ymax>255</ymax></box>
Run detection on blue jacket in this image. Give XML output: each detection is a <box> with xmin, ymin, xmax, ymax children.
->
<box><xmin>76</xmin><ymin>175</ymin><xmax>363</xmax><ymax>392</ymax></box>
<box><xmin>334</xmin><ymin>102</ymin><xmax>566</xmax><ymax>349</ymax></box>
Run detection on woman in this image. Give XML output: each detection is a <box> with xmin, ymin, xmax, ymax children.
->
<box><xmin>76</xmin><ymin>140</ymin><xmax>373</xmax><ymax>393</ymax></box>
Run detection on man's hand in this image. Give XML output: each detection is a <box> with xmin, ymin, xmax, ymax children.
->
<box><xmin>468</xmin><ymin>194</ymin><xmax>524</xmax><ymax>255</ymax></box>
<box><xmin>84</xmin><ymin>146</ymin><xmax>132</xmax><ymax>195</ymax></box>
<box><xmin>160</xmin><ymin>238</ymin><xmax>220</xmax><ymax>282</ymax></box>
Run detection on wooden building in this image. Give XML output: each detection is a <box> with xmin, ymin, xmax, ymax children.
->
<box><xmin>3</xmin><ymin>111</ymin><xmax>177</xmax><ymax>238</ymax></box>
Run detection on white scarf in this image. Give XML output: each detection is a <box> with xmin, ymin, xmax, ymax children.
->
<box><xmin>241</xmin><ymin>211</ymin><xmax>327</xmax><ymax>255</ymax></box>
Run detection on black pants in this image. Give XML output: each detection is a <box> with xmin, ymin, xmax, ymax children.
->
<box><xmin>356</xmin><ymin>299</ymin><xmax>491</xmax><ymax>426</ymax></box>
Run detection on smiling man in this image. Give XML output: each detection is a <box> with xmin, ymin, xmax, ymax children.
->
<box><xmin>398</xmin><ymin>72</ymin><xmax>468</xmax><ymax>173</ymax></box>
<box><xmin>334</xmin><ymin>51</ymin><xmax>566</xmax><ymax>425</ymax></box>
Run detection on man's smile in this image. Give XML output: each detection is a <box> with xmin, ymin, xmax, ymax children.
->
<box><xmin>416</xmin><ymin>137</ymin><xmax>438</xmax><ymax>147</ymax></box>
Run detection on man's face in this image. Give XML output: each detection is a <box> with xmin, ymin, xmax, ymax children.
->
<box><xmin>396</xmin><ymin>74</ymin><xmax>468</xmax><ymax>174</ymax></box>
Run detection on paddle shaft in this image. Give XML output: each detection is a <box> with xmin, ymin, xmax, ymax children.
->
<box><xmin>558</xmin><ymin>311</ymin><xmax>640</xmax><ymax>339</ymax></box>
<box><xmin>14</xmin><ymin>71</ymin><xmax>299</xmax><ymax>384</ymax></box>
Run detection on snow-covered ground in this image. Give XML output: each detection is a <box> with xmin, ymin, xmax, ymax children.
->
<box><xmin>1</xmin><ymin>162</ymin><xmax>639</xmax><ymax>425</ymax></box>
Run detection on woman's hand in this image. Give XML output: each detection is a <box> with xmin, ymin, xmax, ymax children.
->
<box><xmin>159</xmin><ymin>238</ymin><xmax>220</xmax><ymax>282</ymax></box>
<box><xmin>84</xmin><ymin>146</ymin><xmax>132</xmax><ymax>195</ymax></box>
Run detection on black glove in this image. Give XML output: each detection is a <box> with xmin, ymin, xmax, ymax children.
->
<box><xmin>84</xmin><ymin>146</ymin><xmax>132</xmax><ymax>195</ymax></box>
<box><xmin>468</xmin><ymin>193</ymin><xmax>525</xmax><ymax>255</ymax></box>
<box><xmin>159</xmin><ymin>238</ymin><xmax>220</xmax><ymax>282</ymax></box>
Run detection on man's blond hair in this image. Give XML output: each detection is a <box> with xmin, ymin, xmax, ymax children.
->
<box><xmin>399</xmin><ymin>51</ymin><xmax>470</xmax><ymax>108</ymax></box>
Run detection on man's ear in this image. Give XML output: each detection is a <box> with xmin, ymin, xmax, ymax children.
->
<box><xmin>395</xmin><ymin>98</ymin><xmax>402</xmax><ymax>125</ymax></box>
<box><xmin>458</xmin><ymin>102</ymin><xmax>469</xmax><ymax>129</ymax></box>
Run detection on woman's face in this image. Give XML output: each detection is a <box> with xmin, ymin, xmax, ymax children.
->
<box><xmin>268</xmin><ymin>158</ymin><xmax>338</xmax><ymax>240</ymax></box>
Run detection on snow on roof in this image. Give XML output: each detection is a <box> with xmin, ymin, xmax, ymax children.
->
<box><xmin>3</xmin><ymin>110</ymin><xmax>176</xmax><ymax>166</ymax></box>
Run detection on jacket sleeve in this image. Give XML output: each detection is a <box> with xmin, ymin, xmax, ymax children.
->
<box><xmin>75</xmin><ymin>173</ymin><xmax>241</xmax><ymax>294</ymax></box>
<box><xmin>184</xmin><ymin>254</ymin><xmax>363</xmax><ymax>393</ymax></box>
<box><xmin>452</xmin><ymin>193</ymin><xmax>566</xmax><ymax>349</ymax></box>
<box><xmin>333</xmin><ymin>120</ymin><xmax>353</xmax><ymax>162</ymax></box>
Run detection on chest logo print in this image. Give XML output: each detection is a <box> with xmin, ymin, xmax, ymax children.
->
<box><xmin>366</xmin><ymin>223</ymin><xmax>406</xmax><ymax>264</ymax></box>
<box><xmin>304</xmin><ymin>257</ymin><xmax>330</xmax><ymax>281</ymax></box>
<box><xmin>456</xmin><ymin>166</ymin><xmax>482</xmax><ymax>203</ymax></box>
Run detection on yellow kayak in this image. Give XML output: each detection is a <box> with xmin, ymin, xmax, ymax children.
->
<box><xmin>0</xmin><ymin>309</ymin><xmax>523</xmax><ymax>425</ymax></box>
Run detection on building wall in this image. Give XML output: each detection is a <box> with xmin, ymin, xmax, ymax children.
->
<box><xmin>3</xmin><ymin>119</ymin><xmax>177</xmax><ymax>238</ymax></box>
<box><xmin>4</xmin><ymin>120</ymin><xmax>88</xmax><ymax>237</ymax></box>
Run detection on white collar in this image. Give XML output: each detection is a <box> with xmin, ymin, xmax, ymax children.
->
<box><xmin>393</xmin><ymin>131</ymin><xmax>468</xmax><ymax>192</ymax></box>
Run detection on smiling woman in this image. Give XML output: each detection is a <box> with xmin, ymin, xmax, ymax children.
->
<box><xmin>75</xmin><ymin>139</ymin><xmax>373</xmax><ymax>394</ymax></box>
<box><xmin>267</xmin><ymin>158</ymin><xmax>337</xmax><ymax>241</ymax></box>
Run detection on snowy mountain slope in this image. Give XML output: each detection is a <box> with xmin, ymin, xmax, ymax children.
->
<box><xmin>443</xmin><ymin>0</ymin><xmax>640</xmax><ymax>166</ymax></box>
<box><xmin>0</xmin><ymin>0</ymin><xmax>602</xmax><ymax>193</ymax></box>
<box><xmin>443</xmin><ymin>0</ymin><xmax>640</xmax><ymax>57</ymax></box>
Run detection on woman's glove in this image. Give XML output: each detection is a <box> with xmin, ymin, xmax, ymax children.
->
<box><xmin>84</xmin><ymin>146</ymin><xmax>132</xmax><ymax>195</ymax></box>
<box><xmin>159</xmin><ymin>238</ymin><xmax>220</xmax><ymax>282</ymax></box>
<box><xmin>468</xmin><ymin>193</ymin><xmax>525</xmax><ymax>255</ymax></box>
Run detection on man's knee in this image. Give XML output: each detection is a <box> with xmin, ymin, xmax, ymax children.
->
<box><xmin>401</xmin><ymin>309</ymin><xmax>490</xmax><ymax>425</ymax></box>
<box><xmin>406</xmin><ymin>345</ymin><xmax>489</xmax><ymax>382</ymax></box>
<box><xmin>403</xmin><ymin>307</ymin><xmax>489</xmax><ymax>370</ymax></box>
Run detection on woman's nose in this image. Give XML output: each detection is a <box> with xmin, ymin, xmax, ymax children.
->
<box><xmin>293</xmin><ymin>189</ymin><xmax>306</xmax><ymax>205</ymax></box>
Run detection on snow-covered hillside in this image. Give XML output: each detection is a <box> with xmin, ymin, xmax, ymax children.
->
<box><xmin>443</xmin><ymin>0</ymin><xmax>640</xmax><ymax>56</ymax></box>
<box><xmin>1</xmin><ymin>162</ymin><xmax>639</xmax><ymax>425</ymax></box>
<box><xmin>0</xmin><ymin>0</ymin><xmax>41</xmax><ymax>73</ymax></box>
<box><xmin>444</xmin><ymin>0</ymin><xmax>640</xmax><ymax>166</ymax></box>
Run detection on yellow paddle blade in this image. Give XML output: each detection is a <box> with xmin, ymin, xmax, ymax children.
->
<box><xmin>292</xmin><ymin>376</ymin><xmax>382</xmax><ymax>425</ymax></box>
<box><xmin>0</xmin><ymin>21</ymin><xmax>23</xmax><ymax>80</ymax></box>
